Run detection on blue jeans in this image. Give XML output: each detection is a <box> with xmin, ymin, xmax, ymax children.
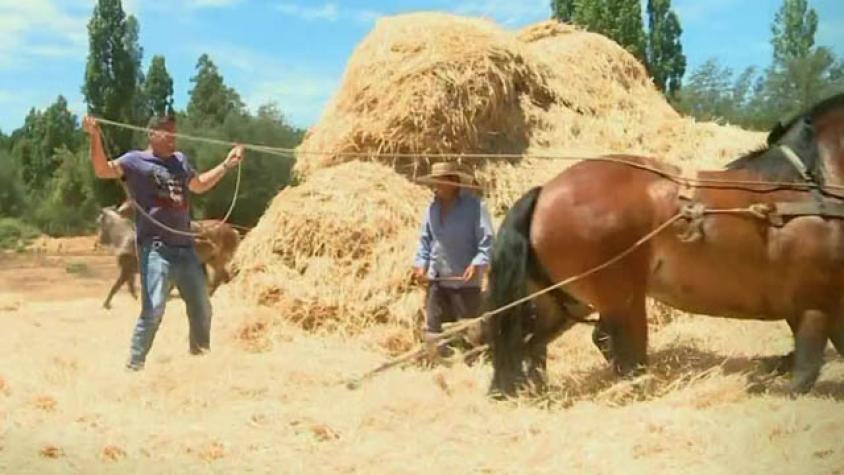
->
<box><xmin>128</xmin><ymin>240</ymin><xmax>212</xmax><ymax>369</ymax></box>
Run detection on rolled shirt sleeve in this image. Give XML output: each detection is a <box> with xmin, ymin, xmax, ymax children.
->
<box><xmin>471</xmin><ymin>202</ymin><xmax>493</xmax><ymax>267</ymax></box>
<box><xmin>413</xmin><ymin>207</ymin><xmax>432</xmax><ymax>269</ymax></box>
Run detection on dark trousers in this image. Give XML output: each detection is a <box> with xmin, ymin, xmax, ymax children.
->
<box><xmin>425</xmin><ymin>283</ymin><xmax>482</xmax><ymax>333</ymax></box>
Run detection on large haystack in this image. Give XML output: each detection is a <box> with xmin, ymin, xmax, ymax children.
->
<box><xmin>295</xmin><ymin>13</ymin><xmax>555</xmax><ymax>179</ymax></box>
<box><xmin>231</xmin><ymin>161</ymin><xmax>428</xmax><ymax>333</ymax></box>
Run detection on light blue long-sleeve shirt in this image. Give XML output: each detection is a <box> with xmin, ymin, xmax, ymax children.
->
<box><xmin>413</xmin><ymin>191</ymin><xmax>494</xmax><ymax>289</ymax></box>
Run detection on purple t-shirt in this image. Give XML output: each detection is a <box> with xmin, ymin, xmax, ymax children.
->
<box><xmin>116</xmin><ymin>150</ymin><xmax>196</xmax><ymax>247</ymax></box>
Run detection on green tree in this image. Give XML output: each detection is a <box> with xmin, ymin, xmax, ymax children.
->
<box><xmin>11</xmin><ymin>96</ymin><xmax>80</xmax><ymax>191</ymax></box>
<box><xmin>144</xmin><ymin>55</ymin><xmax>175</xmax><ymax>118</ymax></box>
<box><xmin>771</xmin><ymin>0</ymin><xmax>818</xmax><ymax>63</ymax></box>
<box><xmin>646</xmin><ymin>0</ymin><xmax>686</xmax><ymax>96</ymax></box>
<box><xmin>674</xmin><ymin>59</ymin><xmax>736</xmax><ymax>122</ymax></box>
<box><xmin>764</xmin><ymin>46</ymin><xmax>844</xmax><ymax>118</ymax></box>
<box><xmin>126</xmin><ymin>15</ymin><xmax>148</xmax><ymax>134</ymax></box>
<box><xmin>577</xmin><ymin>0</ymin><xmax>646</xmax><ymax>61</ymax></box>
<box><xmin>82</xmin><ymin>0</ymin><xmax>140</xmax><ymax>154</ymax></box>
<box><xmin>755</xmin><ymin>0</ymin><xmax>842</xmax><ymax>126</ymax></box>
<box><xmin>33</xmin><ymin>148</ymin><xmax>98</xmax><ymax>236</ymax></box>
<box><xmin>552</xmin><ymin>0</ymin><xmax>652</xmax><ymax>69</ymax></box>
<box><xmin>550</xmin><ymin>0</ymin><xmax>576</xmax><ymax>22</ymax></box>
<box><xmin>607</xmin><ymin>0</ymin><xmax>646</xmax><ymax>61</ymax></box>
<box><xmin>186</xmin><ymin>54</ymin><xmax>244</xmax><ymax>127</ymax></box>
<box><xmin>42</xmin><ymin>96</ymin><xmax>82</xmax><ymax>156</ymax></box>
<box><xmin>82</xmin><ymin>0</ymin><xmax>142</xmax><ymax>204</ymax></box>
<box><xmin>0</xmin><ymin>150</ymin><xmax>26</xmax><ymax>218</ymax></box>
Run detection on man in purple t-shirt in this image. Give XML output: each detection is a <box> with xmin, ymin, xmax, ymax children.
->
<box><xmin>83</xmin><ymin>114</ymin><xmax>244</xmax><ymax>370</ymax></box>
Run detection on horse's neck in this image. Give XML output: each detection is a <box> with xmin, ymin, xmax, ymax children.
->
<box><xmin>816</xmin><ymin>113</ymin><xmax>844</xmax><ymax>186</ymax></box>
<box><xmin>108</xmin><ymin>218</ymin><xmax>134</xmax><ymax>244</ymax></box>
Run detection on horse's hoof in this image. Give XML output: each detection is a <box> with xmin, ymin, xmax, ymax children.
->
<box><xmin>787</xmin><ymin>378</ymin><xmax>816</xmax><ymax>398</ymax></box>
<box><xmin>761</xmin><ymin>352</ymin><xmax>795</xmax><ymax>375</ymax></box>
<box><xmin>487</xmin><ymin>387</ymin><xmax>509</xmax><ymax>401</ymax></box>
<box><xmin>746</xmin><ymin>380</ymin><xmax>767</xmax><ymax>395</ymax></box>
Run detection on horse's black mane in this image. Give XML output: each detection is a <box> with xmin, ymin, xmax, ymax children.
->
<box><xmin>724</xmin><ymin>92</ymin><xmax>844</xmax><ymax>182</ymax></box>
<box><xmin>766</xmin><ymin>92</ymin><xmax>844</xmax><ymax>145</ymax></box>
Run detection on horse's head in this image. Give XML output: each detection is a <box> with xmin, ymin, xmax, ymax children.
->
<box><xmin>97</xmin><ymin>206</ymin><xmax>131</xmax><ymax>248</ymax></box>
<box><xmin>807</xmin><ymin>93</ymin><xmax>844</xmax><ymax>183</ymax></box>
<box><xmin>725</xmin><ymin>93</ymin><xmax>844</xmax><ymax>186</ymax></box>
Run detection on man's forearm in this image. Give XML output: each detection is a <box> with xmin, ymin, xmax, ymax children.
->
<box><xmin>90</xmin><ymin>133</ymin><xmax>113</xmax><ymax>178</ymax></box>
<box><xmin>193</xmin><ymin>163</ymin><xmax>229</xmax><ymax>194</ymax></box>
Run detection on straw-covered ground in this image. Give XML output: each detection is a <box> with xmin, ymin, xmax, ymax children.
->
<box><xmin>3</xmin><ymin>12</ymin><xmax>843</xmax><ymax>474</ymax></box>
<box><xmin>1</xmin><ymin>248</ymin><xmax>843</xmax><ymax>473</ymax></box>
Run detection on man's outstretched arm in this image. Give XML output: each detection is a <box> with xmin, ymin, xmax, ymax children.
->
<box><xmin>188</xmin><ymin>145</ymin><xmax>244</xmax><ymax>195</ymax></box>
<box><xmin>83</xmin><ymin>116</ymin><xmax>123</xmax><ymax>180</ymax></box>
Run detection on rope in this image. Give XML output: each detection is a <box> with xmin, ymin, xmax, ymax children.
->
<box><xmin>92</xmin><ymin>116</ymin><xmax>844</xmax><ymax>196</ymax></box>
<box><xmin>92</xmin><ymin>117</ymin><xmax>296</xmax><ymax>159</ymax></box>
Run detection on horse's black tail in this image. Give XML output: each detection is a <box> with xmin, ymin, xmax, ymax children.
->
<box><xmin>487</xmin><ymin>186</ymin><xmax>543</xmax><ymax>397</ymax></box>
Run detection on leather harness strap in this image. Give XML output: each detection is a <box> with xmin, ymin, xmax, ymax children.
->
<box><xmin>778</xmin><ymin>144</ymin><xmax>813</xmax><ymax>182</ymax></box>
<box><xmin>674</xmin><ymin>145</ymin><xmax>844</xmax><ymax>238</ymax></box>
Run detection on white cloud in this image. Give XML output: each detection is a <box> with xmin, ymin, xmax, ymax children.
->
<box><xmin>189</xmin><ymin>43</ymin><xmax>276</xmax><ymax>75</ymax></box>
<box><xmin>0</xmin><ymin>0</ymin><xmax>88</xmax><ymax>69</ymax></box>
<box><xmin>186</xmin><ymin>42</ymin><xmax>338</xmax><ymax>127</ymax></box>
<box><xmin>450</xmin><ymin>0</ymin><xmax>548</xmax><ymax>26</ymax></box>
<box><xmin>180</xmin><ymin>0</ymin><xmax>243</xmax><ymax>9</ymax></box>
<box><xmin>277</xmin><ymin>2</ymin><xmax>338</xmax><ymax>21</ymax></box>
<box><xmin>817</xmin><ymin>18</ymin><xmax>844</xmax><ymax>55</ymax></box>
<box><xmin>672</xmin><ymin>0</ymin><xmax>742</xmax><ymax>25</ymax></box>
<box><xmin>247</xmin><ymin>75</ymin><xmax>338</xmax><ymax>127</ymax></box>
<box><xmin>0</xmin><ymin>90</ymin><xmax>20</xmax><ymax>104</ymax></box>
<box><xmin>352</xmin><ymin>8</ymin><xmax>382</xmax><ymax>24</ymax></box>
<box><xmin>275</xmin><ymin>1</ymin><xmax>382</xmax><ymax>25</ymax></box>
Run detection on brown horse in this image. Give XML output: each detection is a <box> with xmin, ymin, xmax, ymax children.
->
<box><xmin>97</xmin><ymin>206</ymin><xmax>241</xmax><ymax>308</ymax></box>
<box><xmin>487</xmin><ymin>93</ymin><xmax>844</xmax><ymax>397</ymax></box>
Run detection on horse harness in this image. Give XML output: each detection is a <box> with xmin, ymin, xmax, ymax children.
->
<box><xmin>676</xmin><ymin>144</ymin><xmax>844</xmax><ymax>243</ymax></box>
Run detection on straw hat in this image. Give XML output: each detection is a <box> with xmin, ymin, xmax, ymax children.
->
<box><xmin>416</xmin><ymin>162</ymin><xmax>477</xmax><ymax>188</ymax></box>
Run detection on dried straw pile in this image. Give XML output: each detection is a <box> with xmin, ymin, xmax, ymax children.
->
<box><xmin>230</xmin><ymin>161</ymin><xmax>429</xmax><ymax>335</ymax></box>
<box><xmin>295</xmin><ymin>12</ymin><xmax>555</xmax><ymax>179</ymax></box>
<box><xmin>233</xmin><ymin>13</ymin><xmax>768</xmax><ymax>333</ymax></box>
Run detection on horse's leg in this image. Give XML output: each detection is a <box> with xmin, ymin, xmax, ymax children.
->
<box><xmin>592</xmin><ymin>319</ymin><xmax>614</xmax><ymax>363</ymax></box>
<box><xmin>766</xmin><ymin>318</ymin><xmax>798</xmax><ymax>375</ymax></box>
<box><xmin>127</xmin><ymin>270</ymin><xmax>138</xmax><ymax>300</ymax></box>
<box><xmin>124</xmin><ymin>257</ymin><xmax>138</xmax><ymax>301</ymax></box>
<box><xmin>525</xmin><ymin>342</ymin><xmax>548</xmax><ymax>393</ymax></box>
<box><xmin>602</xmin><ymin>292</ymin><xmax>648</xmax><ymax>377</ymax></box>
<box><xmin>522</xmin><ymin>282</ymin><xmax>577</xmax><ymax>394</ymax></box>
<box><xmin>789</xmin><ymin>309</ymin><xmax>829</xmax><ymax>395</ymax></box>
<box><xmin>830</xmin><ymin>314</ymin><xmax>844</xmax><ymax>358</ymax></box>
<box><xmin>208</xmin><ymin>265</ymin><xmax>225</xmax><ymax>296</ymax></box>
<box><xmin>103</xmin><ymin>272</ymin><xmax>126</xmax><ymax>310</ymax></box>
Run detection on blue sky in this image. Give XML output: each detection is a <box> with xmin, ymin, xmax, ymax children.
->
<box><xmin>0</xmin><ymin>0</ymin><xmax>841</xmax><ymax>133</ymax></box>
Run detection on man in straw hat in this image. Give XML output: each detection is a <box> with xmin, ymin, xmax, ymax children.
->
<box><xmin>83</xmin><ymin>114</ymin><xmax>244</xmax><ymax>371</ymax></box>
<box><xmin>412</xmin><ymin>162</ymin><xmax>494</xmax><ymax>355</ymax></box>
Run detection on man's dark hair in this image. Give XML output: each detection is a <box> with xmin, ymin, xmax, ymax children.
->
<box><xmin>147</xmin><ymin>114</ymin><xmax>176</xmax><ymax>131</ymax></box>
